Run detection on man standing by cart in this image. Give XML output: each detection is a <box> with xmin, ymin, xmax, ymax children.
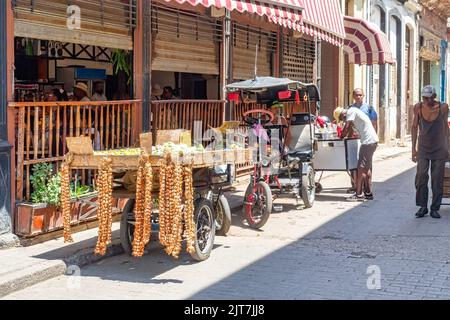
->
<box><xmin>348</xmin><ymin>88</ymin><xmax>378</xmax><ymax>194</ymax></box>
<box><xmin>336</xmin><ymin>106</ymin><xmax>379</xmax><ymax>201</ymax></box>
<box><xmin>412</xmin><ymin>85</ymin><xmax>449</xmax><ymax>219</ymax></box>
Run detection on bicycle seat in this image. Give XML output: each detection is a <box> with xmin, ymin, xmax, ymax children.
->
<box><xmin>288</xmin><ymin>150</ymin><xmax>313</xmax><ymax>162</ymax></box>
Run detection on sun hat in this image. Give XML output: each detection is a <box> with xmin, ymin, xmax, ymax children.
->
<box><xmin>333</xmin><ymin>106</ymin><xmax>345</xmax><ymax>122</ymax></box>
<box><xmin>73</xmin><ymin>82</ymin><xmax>89</xmax><ymax>95</ymax></box>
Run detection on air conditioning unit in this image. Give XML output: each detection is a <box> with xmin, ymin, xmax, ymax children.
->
<box><xmin>56</xmin><ymin>42</ymin><xmax>63</xmax><ymax>58</ymax></box>
<box><xmin>48</xmin><ymin>41</ymin><xmax>56</xmax><ymax>58</ymax></box>
<box><xmin>48</xmin><ymin>41</ymin><xmax>64</xmax><ymax>58</ymax></box>
<box><xmin>37</xmin><ymin>40</ymin><xmax>48</xmax><ymax>57</ymax></box>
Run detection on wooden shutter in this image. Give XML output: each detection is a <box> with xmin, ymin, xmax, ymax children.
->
<box><xmin>282</xmin><ymin>35</ymin><xmax>316</xmax><ymax>83</ymax></box>
<box><xmin>151</xmin><ymin>4</ymin><xmax>221</xmax><ymax>75</ymax></box>
<box><xmin>232</xmin><ymin>23</ymin><xmax>276</xmax><ymax>80</ymax></box>
<box><xmin>12</xmin><ymin>0</ymin><xmax>136</xmax><ymax>50</ymax></box>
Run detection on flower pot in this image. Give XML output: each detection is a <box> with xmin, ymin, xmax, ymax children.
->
<box><xmin>15</xmin><ymin>191</ymin><xmax>129</xmax><ymax>238</ymax></box>
<box><xmin>15</xmin><ymin>192</ymin><xmax>99</xmax><ymax>237</ymax></box>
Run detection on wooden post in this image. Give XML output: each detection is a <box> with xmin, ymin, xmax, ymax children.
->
<box><xmin>0</xmin><ymin>0</ymin><xmax>16</xmax><ymax>243</ymax></box>
<box><xmin>133</xmin><ymin>0</ymin><xmax>144</xmax><ymax>138</ymax></box>
<box><xmin>136</xmin><ymin>0</ymin><xmax>152</xmax><ymax>134</ymax></box>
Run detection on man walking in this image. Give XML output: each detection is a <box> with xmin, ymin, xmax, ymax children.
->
<box><xmin>335</xmin><ymin>106</ymin><xmax>379</xmax><ymax>201</ymax></box>
<box><xmin>412</xmin><ymin>85</ymin><xmax>449</xmax><ymax>218</ymax></box>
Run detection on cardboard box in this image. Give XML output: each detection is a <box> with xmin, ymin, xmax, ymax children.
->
<box><xmin>139</xmin><ymin>132</ymin><xmax>153</xmax><ymax>153</ymax></box>
<box><xmin>66</xmin><ymin>136</ymin><xmax>94</xmax><ymax>155</ymax></box>
<box><xmin>156</xmin><ymin>129</ymin><xmax>192</xmax><ymax>146</ymax></box>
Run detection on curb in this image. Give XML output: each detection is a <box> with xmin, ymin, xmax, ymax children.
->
<box><xmin>0</xmin><ymin>238</ymin><xmax>124</xmax><ymax>298</ymax></box>
<box><xmin>0</xmin><ymin>261</ymin><xmax>66</xmax><ymax>298</ymax></box>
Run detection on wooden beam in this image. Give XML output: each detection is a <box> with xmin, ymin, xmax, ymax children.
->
<box><xmin>7</xmin><ymin>0</ymin><xmax>16</xmax><ymax>228</ymax></box>
<box><xmin>133</xmin><ymin>0</ymin><xmax>144</xmax><ymax>137</ymax></box>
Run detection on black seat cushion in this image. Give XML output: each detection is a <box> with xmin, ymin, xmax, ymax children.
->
<box><xmin>288</xmin><ymin>150</ymin><xmax>313</xmax><ymax>161</ymax></box>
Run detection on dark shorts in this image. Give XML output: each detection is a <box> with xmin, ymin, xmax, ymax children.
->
<box><xmin>358</xmin><ymin>143</ymin><xmax>378</xmax><ymax>169</ymax></box>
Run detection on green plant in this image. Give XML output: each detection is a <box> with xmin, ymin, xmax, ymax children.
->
<box><xmin>30</xmin><ymin>163</ymin><xmax>61</xmax><ymax>206</ymax></box>
<box><xmin>47</xmin><ymin>173</ymin><xmax>62</xmax><ymax>206</ymax></box>
<box><xmin>70</xmin><ymin>184</ymin><xmax>92</xmax><ymax>198</ymax></box>
<box><xmin>111</xmin><ymin>49</ymin><xmax>132</xmax><ymax>85</ymax></box>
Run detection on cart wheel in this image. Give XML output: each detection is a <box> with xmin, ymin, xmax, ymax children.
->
<box><xmin>301</xmin><ymin>166</ymin><xmax>316</xmax><ymax>208</ymax></box>
<box><xmin>190</xmin><ymin>198</ymin><xmax>216</xmax><ymax>261</ymax></box>
<box><xmin>315</xmin><ymin>182</ymin><xmax>323</xmax><ymax>194</ymax></box>
<box><xmin>243</xmin><ymin>181</ymin><xmax>272</xmax><ymax>229</ymax></box>
<box><xmin>120</xmin><ymin>199</ymin><xmax>136</xmax><ymax>256</ymax></box>
<box><xmin>215</xmin><ymin>195</ymin><xmax>231</xmax><ymax>236</ymax></box>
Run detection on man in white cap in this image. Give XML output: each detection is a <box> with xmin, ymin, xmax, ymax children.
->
<box><xmin>412</xmin><ymin>85</ymin><xmax>449</xmax><ymax>219</ymax></box>
<box><xmin>335</xmin><ymin>106</ymin><xmax>379</xmax><ymax>201</ymax></box>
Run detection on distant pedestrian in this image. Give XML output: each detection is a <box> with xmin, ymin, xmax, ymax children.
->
<box><xmin>335</xmin><ymin>106</ymin><xmax>379</xmax><ymax>201</ymax></box>
<box><xmin>411</xmin><ymin>85</ymin><xmax>449</xmax><ymax>219</ymax></box>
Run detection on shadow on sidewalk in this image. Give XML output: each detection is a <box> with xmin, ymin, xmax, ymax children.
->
<box><xmin>182</xmin><ymin>166</ymin><xmax>450</xmax><ymax>299</ymax></box>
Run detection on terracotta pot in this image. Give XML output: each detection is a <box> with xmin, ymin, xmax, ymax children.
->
<box><xmin>15</xmin><ymin>193</ymin><xmax>96</xmax><ymax>237</ymax></box>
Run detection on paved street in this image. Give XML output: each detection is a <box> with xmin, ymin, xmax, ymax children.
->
<box><xmin>5</xmin><ymin>151</ymin><xmax>450</xmax><ymax>300</ymax></box>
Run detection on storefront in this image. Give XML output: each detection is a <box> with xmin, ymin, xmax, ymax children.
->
<box><xmin>12</xmin><ymin>0</ymin><xmax>136</xmax><ymax>101</ymax></box>
<box><xmin>284</xmin><ymin>0</ymin><xmax>346</xmax><ymax>119</ymax></box>
<box><xmin>151</xmin><ymin>1</ymin><xmax>222</xmax><ymax>99</ymax></box>
<box><xmin>418</xmin><ymin>6</ymin><xmax>447</xmax><ymax>102</ymax></box>
<box><xmin>5</xmin><ymin>1</ymin><xmax>143</xmax><ymax>238</ymax></box>
<box><xmin>342</xmin><ymin>14</ymin><xmax>395</xmax><ymax>142</ymax></box>
<box><xmin>231</xmin><ymin>19</ymin><xmax>277</xmax><ymax>81</ymax></box>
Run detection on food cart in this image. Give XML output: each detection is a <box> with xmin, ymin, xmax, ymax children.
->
<box><xmin>61</xmin><ymin>133</ymin><xmax>253</xmax><ymax>261</ymax></box>
<box><xmin>313</xmin><ymin>133</ymin><xmax>361</xmax><ymax>193</ymax></box>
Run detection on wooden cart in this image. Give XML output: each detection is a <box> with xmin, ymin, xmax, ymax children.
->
<box><xmin>63</xmin><ymin>137</ymin><xmax>253</xmax><ymax>261</ymax></box>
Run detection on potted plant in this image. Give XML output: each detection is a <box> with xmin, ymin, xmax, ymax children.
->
<box><xmin>15</xmin><ymin>163</ymin><xmax>100</xmax><ymax>237</ymax></box>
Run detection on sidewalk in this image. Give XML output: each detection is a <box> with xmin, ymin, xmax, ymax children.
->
<box><xmin>0</xmin><ymin>143</ymin><xmax>410</xmax><ymax>298</ymax></box>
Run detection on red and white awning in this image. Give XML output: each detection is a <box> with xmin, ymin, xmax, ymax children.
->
<box><xmin>161</xmin><ymin>0</ymin><xmax>346</xmax><ymax>46</ymax></box>
<box><xmin>296</xmin><ymin>0</ymin><xmax>346</xmax><ymax>47</ymax></box>
<box><xmin>343</xmin><ymin>16</ymin><xmax>395</xmax><ymax>65</ymax></box>
<box><xmin>162</xmin><ymin>0</ymin><xmax>304</xmax><ymax>30</ymax></box>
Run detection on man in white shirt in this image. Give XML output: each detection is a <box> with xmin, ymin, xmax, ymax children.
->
<box><xmin>336</xmin><ymin>107</ymin><xmax>379</xmax><ymax>201</ymax></box>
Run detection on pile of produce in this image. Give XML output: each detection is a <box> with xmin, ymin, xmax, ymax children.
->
<box><xmin>151</xmin><ymin>142</ymin><xmax>204</xmax><ymax>157</ymax></box>
<box><xmin>95</xmin><ymin>148</ymin><xmax>142</xmax><ymax>156</ymax></box>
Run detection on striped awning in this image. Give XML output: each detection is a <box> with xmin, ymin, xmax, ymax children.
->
<box><xmin>162</xmin><ymin>0</ymin><xmax>346</xmax><ymax>46</ymax></box>
<box><xmin>343</xmin><ymin>15</ymin><xmax>395</xmax><ymax>65</ymax></box>
<box><xmin>296</xmin><ymin>0</ymin><xmax>346</xmax><ymax>46</ymax></box>
<box><xmin>162</xmin><ymin>0</ymin><xmax>304</xmax><ymax>30</ymax></box>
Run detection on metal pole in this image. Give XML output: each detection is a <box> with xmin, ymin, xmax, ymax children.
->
<box><xmin>0</xmin><ymin>0</ymin><xmax>16</xmax><ymax>247</ymax></box>
<box><xmin>315</xmin><ymin>36</ymin><xmax>322</xmax><ymax>114</ymax></box>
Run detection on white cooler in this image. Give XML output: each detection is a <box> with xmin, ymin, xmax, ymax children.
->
<box><xmin>313</xmin><ymin>138</ymin><xmax>361</xmax><ymax>171</ymax></box>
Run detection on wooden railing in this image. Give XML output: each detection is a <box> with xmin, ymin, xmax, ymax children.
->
<box><xmin>151</xmin><ymin>100</ymin><xmax>225</xmax><ymax>142</ymax></box>
<box><xmin>10</xmin><ymin>100</ymin><xmax>140</xmax><ymax>201</ymax></box>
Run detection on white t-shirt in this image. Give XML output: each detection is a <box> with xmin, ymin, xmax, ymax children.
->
<box><xmin>346</xmin><ymin>107</ymin><xmax>379</xmax><ymax>145</ymax></box>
